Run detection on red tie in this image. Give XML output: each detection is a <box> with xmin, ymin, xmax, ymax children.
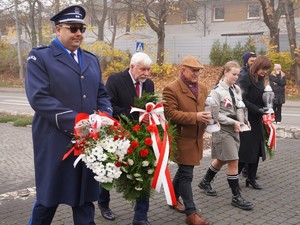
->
<box><xmin>135</xmin><ymin>82</ymin><xmax>140</xmax><ymax>98</ymax></box>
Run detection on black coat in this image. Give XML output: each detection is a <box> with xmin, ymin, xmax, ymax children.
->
<box><xmin>269</xmin><ymin>72</ymin><xmax>286</xmax><ymax>104</ymax></box>
<box><xmin>237</xmin><ymin>74</ymin><xmax>266</xmax><ymax>163</ymax></box>
<box><xmin>105</xmin><ymin>69</ymin><xmax>154</xmax><ymax>120</ymax></box>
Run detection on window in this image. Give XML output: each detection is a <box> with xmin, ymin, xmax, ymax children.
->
<box><xmin>214</xmin><ymin>7</ymin><xmax>224</xmax><ymax>21</ymax></box>
<box><xmin>186</xmin><ymin>8</ymin><xmax>196</xmax><ymax>23</ymax></box>
<box><xmin>248</xmin><ymin>4</ymin><xmax>260</xmax><ymax>19</ymax></box>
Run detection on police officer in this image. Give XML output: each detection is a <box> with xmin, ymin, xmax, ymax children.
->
<box><xmin>25</xmin><ymin>5</ymin><xmax>112</xmax><ymax>225</ymax></box>
<box><xmin>198</xmin><ymin>61</ymin><xmax>253</xmax><ymax>210</ymax></box>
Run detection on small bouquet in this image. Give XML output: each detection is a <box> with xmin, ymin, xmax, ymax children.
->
<box><xmin>115</xmin><ymin>93</ymin><xmax>177</xmax><ymax>206</ymax></box>
<box><xmin>62</xmin><ymin>112</ymin><xmax>131</xmax><ymax>190</ymax></box>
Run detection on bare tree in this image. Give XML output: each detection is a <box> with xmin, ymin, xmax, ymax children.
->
<box><xmin>258</xmin><ymin>0</ymin><xmax>285</xmax><ymax>52</ymax></box>
<box><xmin>283</xmin><ymin>0</ymin><xmax>300</xmax><ymax>84</ymax></box>
<box><xmin>120</xmin><ymin>0</ymin><xmax>178</xmax><ymax>64</ymax></box>
<box><xmin>14</xmin><ymin>0</ymin><xmax>24</xmax><ymax>78</ymax></box>
<box><xmin>80</xmin><ymin>0</ymin><xmax>108</xmax><ymax>41</ymax></box>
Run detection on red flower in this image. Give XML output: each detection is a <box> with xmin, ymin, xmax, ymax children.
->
<box><xmin>131</xmin><ymin>140</ymin><xmax>139</xmax><ymax>149</ymax></box>
<box><xmin>132</xmin><ymin>125</ymin><xmax>141</xmax><ymax>132</ymax></box>
<box><xmin>127</xmin><ymin>147</ymin><xmax>134</xmax><ymax>154</ymax></box>
<box><xmin>140</xmin><ymin>149</ymin><xmax>149</xmax><ymax>157</ymax></box>
<box><xmin>114</xmin><ymin>121</ymin><xmax>118</xmax><ymax>126</ymax></box>
<box><xmin>147</xmin><ymin>124</ymin><xmax>157</xmax><ymax>132</ymax></box>
<box><xmin>114</xmin><ymin>135</ymin><xmax>119</xmax><ymax>141</ymax></box>
<box><xmin>115</xmin><ymin>161</ymin><xmax>122</xmax><ymax>167</ymax></box>
<box><xmin>144</xmin><ymin>137</ymin><xmax>152</xmax><ymax>146</ymax></box>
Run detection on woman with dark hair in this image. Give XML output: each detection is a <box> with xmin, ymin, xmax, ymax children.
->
<box><xmin>237</xmin><ymin>55</ymin><xmax>272</xmax><ymax>190</ymax></box>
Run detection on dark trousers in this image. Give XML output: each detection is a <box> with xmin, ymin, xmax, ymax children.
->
<box><xmin>273</xmin><ymin>103</ymin><xmax>282</xmax><ymax>122</ymax></box>
<box><xmin>134</xmin><ymin>195</ymin><xmax>150</xmax><ymax>221</ymax></box>
<box><xmin>98</xmin><ymin>184</ymin><xmax>149</xmax><ymax>221</ymax></box>
<box><xmin>28</xmin><ymin>200</ymin><xmax>95</xmax><ymax>225</ymax></box>
<box><xmin>98</xmin><ymin>184</ymin><xmax>110</xmax><ymax>208</ymax></box>
<box><xmin>238</xmin><ymin>158</ymin><xmax>259</xmax><ymax>181</ymax></box>
<box><xmin>173</xmin><ymin>164</ymin><xmax>196</xmax><ymax>215</ymax></box>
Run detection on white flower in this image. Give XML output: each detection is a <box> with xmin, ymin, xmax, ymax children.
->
<box><xmin>135</xmin><ymin>187</ymin><xmax>143</xmax><ymax>191</ymax></box>
<box><xmin>147</xmin><ymin>169</ymin><xmax>154</xmax><ymax>174</ymax></box>
<box><xmin>134</xmin><ymin>173</ymin><xmax>141</xmax><ymax>177</ymax></box>
<box><xmin>142</xmin><ymin>161</ymin><xmax>149</xmax><ymax>167</ymax></box>
<box><xmin>127</xmin><ymin>174</ymin><xmax>133</xmax><ymax>179</ymax></box>
<box><xmin>136</xmin><ymin>177</ymin><xmax>143</xmax><ymax>182</ymax></box>
<box><xmin>128</xmin><ymin>159</ymin><xmax>134</xmax><ymax>165</ymax></box>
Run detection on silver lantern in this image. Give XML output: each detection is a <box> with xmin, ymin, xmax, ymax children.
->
<box><xmin>236</xmin><ymin>100</ymin><xmax>251</xmax><ymax>132</ymax></box>
<box><xmin>204</xmin><ymin>95</ymin><xmax>220</xmax><ymax>133</ymax></box>
<box><xmin>262</xmin><ymin>85</ymin><xmax>275</xmax><ymax>114</ymax></box>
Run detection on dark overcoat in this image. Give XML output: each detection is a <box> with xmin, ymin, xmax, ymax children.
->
<box><xmin>162</xmin><ymin>78</ymin><xmax>208</xmax><ymax>165</ymax></box>
<box><xmin>25</xmin><ymin>39</ymin><xmax>112</xmax><ymax>207</ymax></box>
<box><xmin>105</xmin><ymin>69</ymin><xmax>154</xmax><ymax>120</ymax></box>
<box><xmin>269</xmin><ymin>71</ymin><xmax>286</xmax><ymax>104</ymax></box>
<box><xmin>237</xmin><ymin>74</ymin><xmax>266</xmax><ymax>163</ymax></box>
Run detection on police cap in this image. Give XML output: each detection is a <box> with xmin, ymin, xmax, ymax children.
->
<box><xmin>50</xmin><ymin>5</ymin><xmax>86</xmax><ymax>25</ymax></box>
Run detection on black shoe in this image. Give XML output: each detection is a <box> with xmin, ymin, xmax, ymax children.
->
<box><xmin>132</xmin><ymin>219</ymin><xmax>150</xmax><ymax>225</ymax></box>
<box><xmin>231</xmin><ymin>195</ymin><xmax>253</xmax><ymax>210</ymax></box>
<box><xmin>98</xmin><ymin>204</ymin><xmax>115</xmax><ymax>220</ymax></box>
<box><xmin>246</xmin><ymin>179</ymin><xmax>262</xmax><ymax>190</ymax></box>
<box><xmin>198</xmin><ymin>179</ymin><xmax>217</xmax><ymax>196</ymax></box>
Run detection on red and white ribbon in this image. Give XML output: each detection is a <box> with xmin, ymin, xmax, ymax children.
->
<box><xmin>130</xmin><ymin>103</ymin><xmax>176</xmax><ymax>206</ymax></box>
<box><xmin>262</xmin><ymin>114</ymin><xmax>276</xmax><ymax>150</ymax></box>
<box><xmin>62</xmin><ymin>112</ymin><xmax>118</xmax><ymax>167</ymax></box>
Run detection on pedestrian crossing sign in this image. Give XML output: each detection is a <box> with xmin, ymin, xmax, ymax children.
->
<box><xmin>136</xmin><ymin>42</ymin><xmax>144</xmax><ymax>52</ymax></box>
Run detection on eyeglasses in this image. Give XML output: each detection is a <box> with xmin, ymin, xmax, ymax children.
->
<box><xmin>59</xmin><ymin>25</ymin><xmax>86</xmax><ymax>33</ymax></box>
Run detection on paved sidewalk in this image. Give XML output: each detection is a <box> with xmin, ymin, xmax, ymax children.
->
<box><xmin>0</xmin><ymin>123</ymin><xmax>300</xmax><ymax>225</ymax></box>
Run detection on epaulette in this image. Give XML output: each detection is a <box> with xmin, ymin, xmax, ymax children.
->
<box><xmin>213</xmin><ymin>85</ymin><xmax>218</xmax><ymax>89</ymax></box>
<box><xmin>33</xmin><ymin>45</ymin><xmax>49</xmax><ymax>50</ymax></box>
<box><xmin>83</xmin><ymin>49</ymin><xmax>96</xmax><ymax>57</ymax></box>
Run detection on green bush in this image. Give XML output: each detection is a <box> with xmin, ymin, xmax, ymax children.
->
<box><xmin>0</xmin><ymin>113</ymin><xmax>32</xmax><ymax>127</ymax></box>
<box><xmin>0</xmin><ymin>40</ymin><xmax>19</xmax><ymax>75</ymax></box>
<box><xmin>209</xmin><ymin>37</ymin><xmax>259</xmax><ymax>66</ymax></box>
<box><xmin>82</xmin><ymin>41</ymin><xmax>130</xmax><ymax>78</ymax></box>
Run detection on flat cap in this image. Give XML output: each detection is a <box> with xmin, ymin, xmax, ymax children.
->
<box><xmin>50</xmin><ymin>5</ymin><xmax>86</xmax><ymax>25</ymax></box>
<box><xmin>181</xmin><ymin>56</ymin><xmax>204</xmax><ymax>69</ymax></box>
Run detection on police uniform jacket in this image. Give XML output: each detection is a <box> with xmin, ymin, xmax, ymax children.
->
<box><xmin>163</xmin><ymin>77</ymin><xmax>208</xmax><ymax>165</ymax></box>
<box><xmin>25</xmin><ymin>39</ymin><xmax>112</xmax><ymax>207</ymax></box>
<box><xmin>237</xmin><ymin>73</ymin><xmax>266</xmax><ymax>163</ymax></box>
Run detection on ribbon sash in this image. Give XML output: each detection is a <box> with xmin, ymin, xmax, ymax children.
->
<box><xmin>262</xmin><ymin>114</ymin><xmax>276</xmax><ymax>150</ymax></box>
<box><xmin>130</xmin><ymin>103</ymin><xmax>176</xmax><ymax>206</ymax></box>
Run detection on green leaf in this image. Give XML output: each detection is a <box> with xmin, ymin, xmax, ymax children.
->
<box><xmin>101</xmin><ymin>182</ymin><xmax>114</xmax><ymax>191</ymax></box>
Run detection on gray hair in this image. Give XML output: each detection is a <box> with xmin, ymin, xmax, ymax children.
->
<box><xmin>130</xmin><ymin>52</ymin><xmax>153</xmax><ymax>67</ymax></box>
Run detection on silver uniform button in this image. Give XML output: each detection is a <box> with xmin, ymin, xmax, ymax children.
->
<box><xmin>81</xmin><ymin>76</ymin><xmax>84</xmax><ymax>79</ymax></box>
<box><xmin>83</xmin><ymin>95</ymin><xmax>86</xmax><ymax>98</ymax></box>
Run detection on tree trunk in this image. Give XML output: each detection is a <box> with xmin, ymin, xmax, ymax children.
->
<box><xmin>14</xmin><ymin>0</ymin><xmax>24</xmax><ymax>79</ymax></box>
<box><xmin>37</xmin><ymin>1</ymin><xmax>43</xmax><ymax>45</ymax></box>
<box><xmin>29</xmin><ymin>0</ymin><xmax>37</xmax><ymax>47</ymax></box>
<box><xmin>98</xmin><ymin>0</ymin><xmax>107</xmax><ymax>41</ymax></box>
<box><xmin>125</xmin><ymin>0</ymin><xmax>132</xmax><ymax>33</ymax></box>
<box><xmin>284</xmin><ymin>0</ymin><xmax>300</xmax><ymax>85</ymax></box>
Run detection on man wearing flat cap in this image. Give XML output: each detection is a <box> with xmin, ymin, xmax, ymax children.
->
<box><xmin>25</xmin><ymin>5</ymin><xmax>112</xmax><ymax>224</ymax></box>
<box><xmin>162</xmin><ymin>56</ymin><xmax>210</xmax><ymax>225</ymax></box>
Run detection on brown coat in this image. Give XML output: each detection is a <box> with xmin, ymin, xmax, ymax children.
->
<box><xmin>162</xmin><ymin>78</ymin><xmax>208</xmax><ymax>165</ymax></box>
